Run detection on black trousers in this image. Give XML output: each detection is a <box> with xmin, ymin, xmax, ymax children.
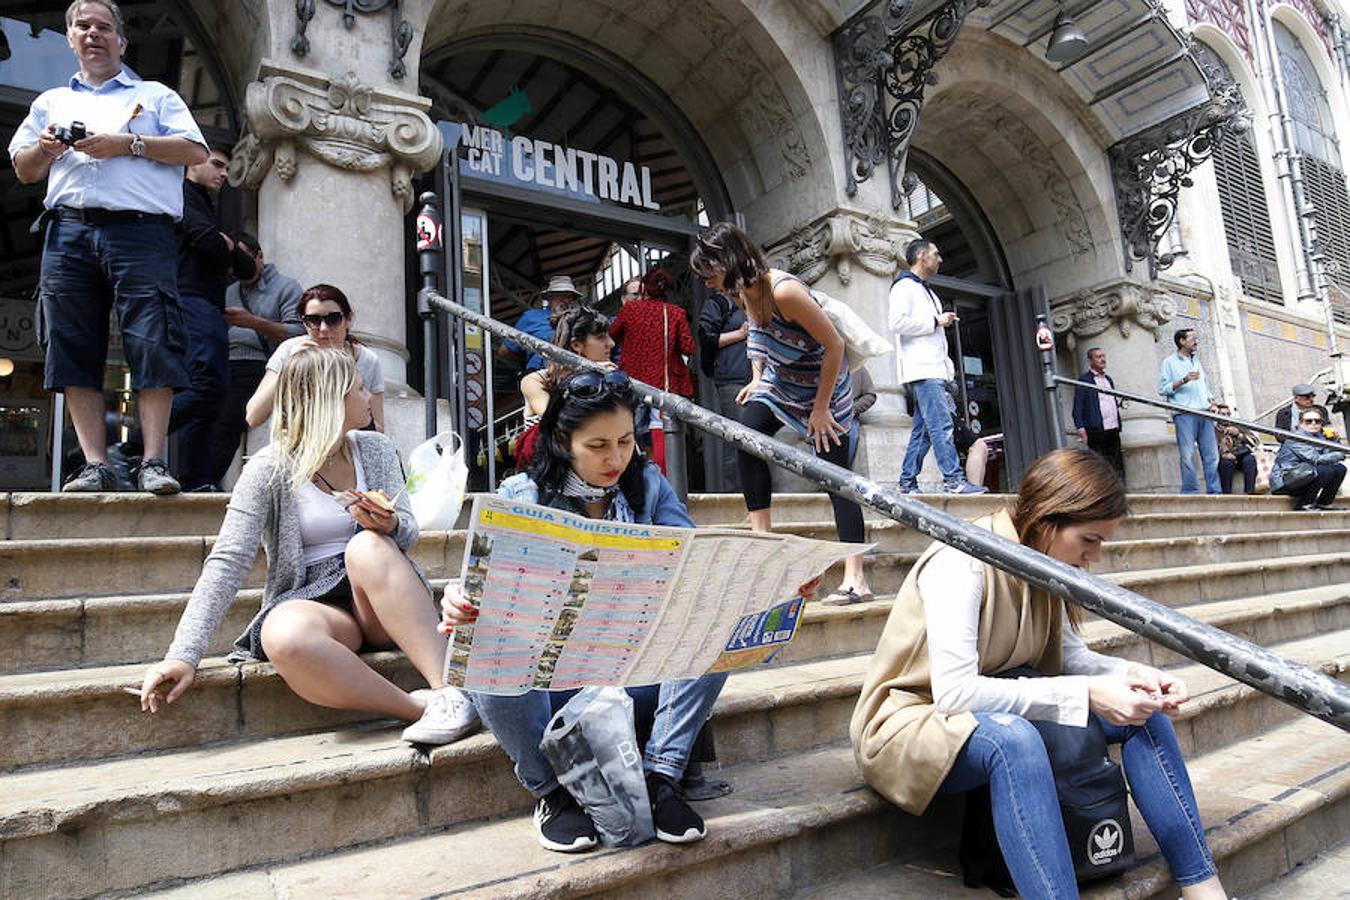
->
<box><xmin>1086</xmin><ymin>428</ymin><xmax>1125</xmax><ymax>483</ymax></box>
<box><xmin>206</xmin><ymin>358</ymin><xmax>267</xmax><ymax>486</ymax></box>
<box><xmin>737</xmin><ymin>401</ymin><xmax>866</xmax><ymax>544</ymax></box>
<box><xmin>1278</xmin><ymin>462</ymin><xmax>1346</xmax><ymax>508</ymax></box>
<box><xmin>1218</xmin><ymin>453</ymin><xmax>1257</xmax><ymax>494</ymax></box>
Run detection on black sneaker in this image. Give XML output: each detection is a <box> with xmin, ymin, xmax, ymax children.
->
<box><xmin>647</xmin><ymin>771</ymin><xmax>706</xmax><ymax>843</ymax></box>
<box><xmin>533</xmin><ymin>785</ymin><xmax>598</xmax><ymax>853</ymax></box>
<box><xmin>62</xmin><ymin>462</ymin><xmax>117</xmax><ymax>492</ymax></box>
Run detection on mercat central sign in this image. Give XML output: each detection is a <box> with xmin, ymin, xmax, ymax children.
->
<box><xmin>443</xmin><ymin>121</ymin><xmax>661</xmax><ymax>212</ymax></box>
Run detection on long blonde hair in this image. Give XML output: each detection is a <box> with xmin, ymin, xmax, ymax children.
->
<box><xmin>270</xmin><ymin>346</ymin><xmax>357</xmax><ymax>490</ymax></box>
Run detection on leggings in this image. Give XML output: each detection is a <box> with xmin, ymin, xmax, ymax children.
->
<box><xmin>737</xmin><ymin>401</ymin><xmax>866</xmax><ymax>544</ymax></box>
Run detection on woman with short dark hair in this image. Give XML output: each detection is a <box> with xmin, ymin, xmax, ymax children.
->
<box><xmin>851</xmin><ymin>447</ymin><xmax>1226</xmax><ymax>898</ymax></box>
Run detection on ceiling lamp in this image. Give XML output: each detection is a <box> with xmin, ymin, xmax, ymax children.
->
<box><xmin>1046</xmin><ymin>7</ymin><xmax>1088</xmax><ymax>63</ymax></box>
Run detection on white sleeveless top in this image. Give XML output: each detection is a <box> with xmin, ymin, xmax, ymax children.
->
<box><xmin>296</xmin><ymin>439</ymin><xmax>368</xmax><ymax>567</ymax></box>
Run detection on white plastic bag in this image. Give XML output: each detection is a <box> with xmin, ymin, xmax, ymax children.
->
<box><xmin>404</xmin><ymin>431</ymin><xmax>468</xmax><ymax>531</ymax></box>
<box><xmin>813</xmin><ymin>289</ymin><xmax>891</xmax><ymax>371</ymax></box>
<box><xmin>539</xmin><ymin>687</ymin><xmax>655</xmax><ymax>847</ymax></box>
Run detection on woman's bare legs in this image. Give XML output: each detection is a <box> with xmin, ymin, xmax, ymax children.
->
<box><xmin>344</xmin><ymin>529</ymin><xmax>447</xmax><ymax>691</ymax></box>
<box><xmin>260</xmin><ymin>600</ymin><xmax>422</xmax><ymax>720</ymax></box>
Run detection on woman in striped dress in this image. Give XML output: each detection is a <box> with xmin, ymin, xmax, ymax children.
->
<box><xmin>691</xmin><ymin>223</ymin><xmax>872</xmax><ymax>605</ymax></box>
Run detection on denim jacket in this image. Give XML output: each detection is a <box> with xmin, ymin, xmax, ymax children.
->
<box><xmin>496</xmin><ymin>463</ymin><xmax>694</xmax><ymax>527</ymax></box>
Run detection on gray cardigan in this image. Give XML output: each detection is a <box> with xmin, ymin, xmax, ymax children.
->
<box><xmin>166</xmin><ymin>431</ymin><xmax>424</xmax><ymax>666</ymax></box>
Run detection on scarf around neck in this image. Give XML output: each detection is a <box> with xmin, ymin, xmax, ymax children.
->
<box><xmin>561</xmin><ymin>469</ymin><xmax>634</xmax><ymax>522</ymax></box>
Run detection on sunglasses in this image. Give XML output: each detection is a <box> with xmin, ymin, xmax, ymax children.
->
<box><xmin>302</xmin><ymin>312</ymin><xmax>346</xmax><ymax>328</ymax></box>
<box><xmin>1302</xmin><ymin>417</ymin><xmax>1323</xmax><ymax>425</ymax></box>
<box><xmin>561</xmin><ymin>370</ymin><xmax>632</xmax><ymax>401</ymax></box>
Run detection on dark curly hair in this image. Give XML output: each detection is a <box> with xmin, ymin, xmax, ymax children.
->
<box><xmin>528</xmin><ymin>372</ymin><xmax>648</xmax><ymax>516</ymax></box>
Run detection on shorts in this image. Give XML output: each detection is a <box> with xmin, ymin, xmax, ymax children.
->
<box><xmin>954</xmin><ymin>420</ymin><xmax>978</xmax><ymax>455</ymax></box>
<box><xmin>231</xmin><ymin>557</ymin><xmax>354</xmax><ymax>663</ymax></box>
<box><xmin>38</xmin><ymin>216</ymin><xmax>189</xmax><ymax>391</ymax></box>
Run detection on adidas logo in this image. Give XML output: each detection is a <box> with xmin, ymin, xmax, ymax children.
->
<box><xmin>1087</xmin><ymin>818</ymin><xmax>1123</xmax><ymax>866</ymax></box>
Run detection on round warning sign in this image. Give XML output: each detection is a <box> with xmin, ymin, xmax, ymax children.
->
<box><xmin>415</xmin><ymin>212</ymin><xmax>441</xmax><ymax>251</ymax></box>
<box><xmin>1035</xmin><ymin>325</ymin><xmax>1054</xmax><ymax>351</ymax></box>
<box><xmin>465</xmin><ymin>352</ymin><xmax>483</xmax><ymax>375</ymax></box>
<box><xmin>466</xmin><ymin>380</ymin><xmax>484</xmax><ymax>403</ymax></box>
<box><xmin>467</xmin><ymin>406</ymin><xmax>485</xmax><ymax>428</ymax></box>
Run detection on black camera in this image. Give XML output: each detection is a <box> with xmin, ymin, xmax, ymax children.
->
<box><xmin>53</xmin><ymin>121</ymin><xmax>87</xmax><ymax>146</ymax></box>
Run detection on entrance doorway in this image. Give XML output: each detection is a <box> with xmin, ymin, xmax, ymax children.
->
<box><xmin>416</xmin><ymin>40</ymin><xmax>731</xmax><ymax>493</ymax></box>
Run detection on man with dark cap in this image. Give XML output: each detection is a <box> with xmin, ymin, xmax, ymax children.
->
<box><xmin>1274</xmin><ymin>384</ymin><xmax>1331</xmax><ymax>441</ymax></box>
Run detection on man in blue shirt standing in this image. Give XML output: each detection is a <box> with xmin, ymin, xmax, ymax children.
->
<box><xmin>1157</xmin><ymin>327</ymin><xmax>1221</xmax><ymax>493</ymax></box>
<box><xmin>9</xmin><ymin>0</ymin><xmax>207</xmax><ymax>494</ymax></box>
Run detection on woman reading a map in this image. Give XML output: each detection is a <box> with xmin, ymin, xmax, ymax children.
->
<box><xmin>139</xmin><ymin>346</ymin><xmax>479</xmax><ymax>747</ymax></box>
<box><xmin>850</xmin><ymin>447</ymin><xmax>1225</xmax><ymax>899</ymax></box>
<box><xmin>442</xmin><ymin>369</ymin><xmax>806</xmax><ymax>853</ymax></box>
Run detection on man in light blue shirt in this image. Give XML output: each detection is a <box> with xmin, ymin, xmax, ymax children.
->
<box><xmin>1157</xmin><ymin>327</ymin><xmax>1221</xmax><ymax>493</ymax></box>
<box><xmin>9</xmin><ymin>0</ymin><xmax>207</xmax><ymax>494</ymax></box>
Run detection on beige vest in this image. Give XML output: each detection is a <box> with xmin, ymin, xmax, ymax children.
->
<box><xmin>848</xmin><ymin>508</ymin><xmax>1064</xmax><ymax>814</ymax></box>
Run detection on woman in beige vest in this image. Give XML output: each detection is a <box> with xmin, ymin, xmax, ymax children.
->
<box><xmin>851</xmin><ymin>448</ymin><xmax>1225</xmax><ymax>898</ymax></box>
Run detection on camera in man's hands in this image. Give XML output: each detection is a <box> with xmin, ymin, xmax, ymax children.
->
<box><xmin>52</xmin><ymin>121</ymin><xmax>87</xmax><ymax>146</ymax></box>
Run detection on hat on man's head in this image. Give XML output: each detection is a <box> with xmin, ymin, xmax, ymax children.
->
<box><xmin>543</xmin><ymin>275</ymin><xmax>585</xmax><ymax>298</ymax></box>
<box><xmin>1292</xmin><ymin>383</ymin><xmax>1316</xmax><ymax>397</ymax></box>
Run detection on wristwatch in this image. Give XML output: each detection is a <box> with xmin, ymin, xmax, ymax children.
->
<box><xmin>128</xmin><ymin>134</ymin><xmax>146</xmax><ymax>157</ymax></box>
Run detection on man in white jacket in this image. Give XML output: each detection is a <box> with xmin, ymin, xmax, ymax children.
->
<box><xmin>889</xmin><ymin>239</ymin><xmax>987</xmax><ymax>494</ymax></box>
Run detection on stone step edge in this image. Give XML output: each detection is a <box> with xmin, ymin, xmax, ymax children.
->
<box><xmin>7</xmin><ymin>630</ymin><xmax>1343</xmax><ymax>840</ymax></box>
<box><xmin>134</xmin><ymin>716</ymin><xmax>1350</xmax><ymax>900</ymax></box>
<box><xmin>6</xmin><ymin>587</ymin><xmax>1345</xmax><ymax>705</ymax></box>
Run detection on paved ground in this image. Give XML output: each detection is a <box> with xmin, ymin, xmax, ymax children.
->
<box><xmin>1247</xmin><ymin>839</ymin><xmax>1349</xmax><ymax>899</ymax></box>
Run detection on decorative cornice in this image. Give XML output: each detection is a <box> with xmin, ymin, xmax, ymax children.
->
<box><xmin>765</xmin><ymin>209</ymin><xmax>913</xmax><ymax>285</ymax></box>
<box><xmin>291</xmin><ymin>0</ymin><xmax>413</xmax><ymax>80</ymax></box>
<box><xmin>229</xmin><ymin>62</ymin><xmax>441</xmax><ymax>213</ymax></box>
<box><xmin>1049</xmin><ymin>280</ymin><xmax>1178</xmax><ymax>347</ymax></box>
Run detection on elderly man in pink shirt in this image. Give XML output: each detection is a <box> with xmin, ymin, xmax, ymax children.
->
<box><xmin>1072</xmin><ymin>347</ymin><xmax>1125</xmax><ymax>481</ymax></box>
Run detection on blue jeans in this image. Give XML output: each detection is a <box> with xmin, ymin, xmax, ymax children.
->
<box><xmin>900</xmin><ymin>378</ymin><xmax>963</xmax><ymax>485</ymax></box>
<box><xmin>470</xmin><ymin>672</ymin><xmax>728</xmax><ymax>797</ymax></box>
<box><xmin>1173</xmin><ymin>413</ymin><xmax>1221</xmax><ymax>494</ymax></box>
<box><xmin>168</xmin><ymin>294</ymin><xmax>230</xmax><ymax>486</ymax></box>
<box><xmin>939</xmin><ymin>711</ymin><xmax>1216</xmax><ymax>897</ymax></box>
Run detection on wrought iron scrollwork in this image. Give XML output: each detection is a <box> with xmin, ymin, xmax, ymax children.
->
<box><xmin>833</xmin><ymin>0</ymin><xmax>987</xmax><ymax>210</ymax></box>
<box><xmin>291</xmin><ymin>0</ymin><xmax>413</xmax><ymax>80</ymax></box>
<box><xmin>1108</xmin><ymin>59</ymin><xmax>1246</xmax><ymax>276</ymax></box>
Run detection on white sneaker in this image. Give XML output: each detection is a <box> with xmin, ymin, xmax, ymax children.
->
<box><xmin>401</xmin><ymin>686</ymin><xmax>480</xmax><ymax>745</ymax></box>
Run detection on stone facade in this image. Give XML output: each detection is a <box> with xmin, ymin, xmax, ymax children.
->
<box><xmin>186</xmin><ymin>0</ymin><xmax>1350</xmax><ymax>488</ymax></box>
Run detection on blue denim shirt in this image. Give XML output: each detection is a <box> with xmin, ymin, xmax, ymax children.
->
<box><xmin>496</xmin><ymin>464</ymin><xmax>694</xmax><ymax>527</ymax></box>
<box><xmin>8</xmin><ymin>69</ymin><xmax>205</xmax><ymax>218</ymax></box>
<box><xmin>1156</xmin><ymin>352</ymin><xmax>1212</xmax><ymax>411</ymax></box>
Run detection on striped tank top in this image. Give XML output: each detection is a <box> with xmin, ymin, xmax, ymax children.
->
<box><xmin>745</xmin><ymin>273</ymin><xmax>853</xmax><ymax>440</ymax></box>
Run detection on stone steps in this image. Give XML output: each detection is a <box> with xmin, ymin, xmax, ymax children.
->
<box><xmin>1</xmin><ymin>492</ymin><xmax>1306</xmax><ymax>541</ymax></box>
<box><xmin>135</xmin><ymin>715</ymin><xmax>1350</xmax><ymax>900</ymax></box>
<box><xmin>1</xmin><ymin>623</ymin><xmax>1341</xmax><ymax>879</ymax></box>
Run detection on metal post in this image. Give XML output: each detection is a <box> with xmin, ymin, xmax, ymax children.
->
<box><xmin>1035</xmin><ymin>314</ymin><xmax>1065</xmax><ymax>448</ymax></box>
<box><xmin>415</xmin><ymin>192</ymin><xmax>443</xmax><ymax>439</ymax></box>
<box><xmin>662</xmin><ymin>413</ymin><xmax>687</xmax><ymax>500</ymax></box>
<box><xmin>49</xmin><ymin>392</ymin><xmax>65</xmax><ymax>492</ymax></box>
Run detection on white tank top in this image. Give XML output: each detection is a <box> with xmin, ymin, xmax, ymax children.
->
<box><xmin>296</xmin><ymin>440</ymin><xmax>368</xmax><ymax>567</ymax></box>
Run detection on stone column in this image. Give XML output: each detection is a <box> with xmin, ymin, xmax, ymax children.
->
<box><xmin>230</xmin><ymin>60</ymin><xmax>441</xmax><ymax>396</ymax></box>
<box><xmin>1050</xmin><ymin>280</ymin><xmax>1180</xmax><ymax>491</ymax></box>
<box><xmin>764</xmin><ymin>207</ymin><xmax>920</xmax><ymax>488</ymax></box>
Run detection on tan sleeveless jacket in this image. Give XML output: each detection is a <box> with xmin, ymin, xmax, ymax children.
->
<box><xmin>849</xmin><ymin>508</ymin><xmax>1064</xmax><ymax>814</ymax></box>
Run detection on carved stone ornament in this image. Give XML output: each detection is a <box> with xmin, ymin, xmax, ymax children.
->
<box><xmin>230</xmin><ymin>63</ymin><xmax>442</xmax><ymax>213</ymax></box>
<box><xmin>765</xmin><ymin>210</ymin><xmax>912</xmax><ymax>286</ymax></box>
<box><xmin>291</xmin><ymin>0</ymin><xmax>414</xmax><ymax>80</ymax></box>
<box><xmin>1049</xmin><ymin>281</ymin><xmax>1178</xmax><ymax>349</ymax></box>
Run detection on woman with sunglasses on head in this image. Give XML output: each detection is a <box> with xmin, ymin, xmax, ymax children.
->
<box><xmin>853</xmin><ymin>447</ymin><xmax>1226</xmax><ymax>900</ymax></box>
<box><xmin>689</xmin><ymin>222</ymin><xmax>873</xmax><ymax>607</ymax></box>
<box><xmin>246</xmin><ymin>283</ymin><xmax>386</xmax><ymax>432</ymax></box>
<box><xmin>520</xmin><ymin>306</ymin><xmax>616</xmax><ymax>420</ymax></box>
<box><xmin>140</xmin><ymin>346</ymin><xmax>478</xmax><ymax>746</ymax></box>
<box><xmin>441</xmin><ymin>370</ymin><xmax>814</xmax><ymax>853</ymax></box>
<box><xmin>1271</xmin><ymin>410</ymin><xmax>1347</xmax><ymax>510</ymax></box>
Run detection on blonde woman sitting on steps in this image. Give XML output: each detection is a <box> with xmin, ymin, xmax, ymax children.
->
<box><xmin>140</xmin><ymin>346</ymin><xmax>477</xmax><ymax>746</ymax></box>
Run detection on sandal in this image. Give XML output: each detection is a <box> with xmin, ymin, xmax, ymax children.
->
<box><xmin>821</xmin><ymin>587</ymin><xmax>875</xmax><ymax>606</ymax></box>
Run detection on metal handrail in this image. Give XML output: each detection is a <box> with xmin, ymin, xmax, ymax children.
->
<box><xmin>1252</xmin><ymin>368</ymin><xmax>1331</xmax><ymax>422</ymax></box>
<box><xmin>419</xmin><ymin>282</ymin><xmax>1350</xmax><ymax>732</ymax></box>
<box><xmin>1055</xmin><ymin>375</ymin><xmax>1347</xmax><ymax>453</ymax></box>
